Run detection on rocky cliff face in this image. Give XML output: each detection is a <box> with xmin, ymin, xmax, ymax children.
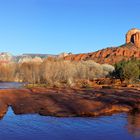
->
<box><xmin>64</xmin><ymin>28</ymin><xmax>140</xmax><ymax>64</ymax></box>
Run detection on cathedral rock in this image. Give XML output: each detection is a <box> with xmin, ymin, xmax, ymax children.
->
<box><xmin>126</xmin><ymin>28</ymin><xmax>140</xmax><ymax>48</ymax></box>
<box><xmin>64</xmin><ymin>28</ymin><xmax>140</xmax><ymax>64</ymax></box>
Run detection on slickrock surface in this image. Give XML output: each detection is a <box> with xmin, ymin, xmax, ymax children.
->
<box><xmin>0</xmin><ymin>87</ymin><xmax>140</xmax><ymax>119</ymax></box>
<box><xmin>64</xmin><ymin>28</ymin><xmax>140</xmax><ymax>64</ymax></box>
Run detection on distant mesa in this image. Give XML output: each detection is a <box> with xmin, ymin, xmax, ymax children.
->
<box><xmin>58</xmin><ymin>52</ymin><xmax>72</xmax><ymax>58</ymax></box>
<box><xmin>64</xmin><ymin>28</ymin><xmax>140</xmax><ymax>64</ymax></box>
<box><xmin>0</xmin><ymin>53</ymin><xmax>57</xmax><ymax>63</ymax></box>
<box><xmin>0</xmin><ymin>52</ymin><xmax>12</xmax><ymax>63</ymax></box>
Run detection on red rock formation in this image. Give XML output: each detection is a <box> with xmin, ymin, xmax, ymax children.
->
<box><xmin>0</xmin><ymin>87</ymin><xmax>140</xmax><ymax>118</ymax></box>
<box><xmin>126</xmin><ymin>28</ymin><xmax>140</xmax><ymax>48</ymax></box>
<box><xmin>64</xmin><ymin>28</ymin><xmax>140</xmax><ymax>64</ymax></box>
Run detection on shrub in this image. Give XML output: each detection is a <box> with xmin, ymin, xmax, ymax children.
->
<box><xmin>112</xmin><ymin>59</ymin><xmax>140</xmax><ymax>83</ymax></box>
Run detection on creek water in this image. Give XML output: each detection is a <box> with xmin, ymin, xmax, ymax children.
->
<box><xmin>0</xmin><ymin>82</ymin><xmax>140</xmax><ymax>140</ymax></box>
<box><xmin>0</xmin><ymin>82</ymin><xmax>24</xmax><ymax>89</ymax></box>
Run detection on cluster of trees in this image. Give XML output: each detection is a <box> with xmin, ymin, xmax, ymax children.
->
<box><xmin>112</xmin><ymin>59</ymin><xmax>140</xmax><ymax>83</ymax></box>
<box><xmin>0</xmin><ymin>59</ymin><xmax>114</xmax><ymax>87</ymax></box>
<box><xmin>0</xmin><ymin>58</ymin><xmax>139</xmax><ymax>86</ymax></box>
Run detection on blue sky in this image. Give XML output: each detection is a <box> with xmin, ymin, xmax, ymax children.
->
<box><xmin>0</xmin><ymin>0</ymin><xmax>140</xmax><ymax>55</ymax></box>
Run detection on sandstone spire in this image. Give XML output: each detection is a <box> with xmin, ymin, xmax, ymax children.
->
<box><xmin>126</xmin><ymin>28</ymin><xmax>140</xmax><ymax>48</ymax></box>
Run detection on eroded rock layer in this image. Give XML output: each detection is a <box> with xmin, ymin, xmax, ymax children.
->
<box><xmin>0</xmin><ymin>87</ymin><xmax>140</xmax><ymax>118</ymax></box>
<box><xmin>64</xmin><ymin>28</ymin><xmax>140</xmax><ymax>64</ymax></box>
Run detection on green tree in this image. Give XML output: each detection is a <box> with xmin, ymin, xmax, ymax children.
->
<box><xmin>112</xmin><ymin>59</ymin><xmax>140</xmax><ymax>83</ymax></box>
<box><xmin>123</xmin><ymin>62</ymin><xmax>139</xmax><ymax>83</ymax></box>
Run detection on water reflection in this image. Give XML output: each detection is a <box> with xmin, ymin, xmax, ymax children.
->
<box><xmin>126</xmin><ymin>112</ymin><xmax>140</xmax><ymax>138</ymax></box>
<box><xmin>0</xmin><ymin>82</ymin><xmax>139</xmax><ymax>140</ymax></box>
<box><xmin>0</xmin><ymin>82</ymin><xmax>24</xmax><ymax>89</ymax></box>
<box><xmin>0</xmin><ymin>107</ymin><xmax>139</xmax><ymax>140</ymax></box>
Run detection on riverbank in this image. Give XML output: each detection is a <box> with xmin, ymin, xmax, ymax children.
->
<box><xmin>0</xmin><ymin>87</ymin><xmax>140</xmax><ymax>119</ymax></box>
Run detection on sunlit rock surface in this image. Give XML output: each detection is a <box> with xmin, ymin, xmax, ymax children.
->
<box><xmin>64</xmin><ymin>28</ymin><xmax>140</xmax><ymax>64</ymax></box>
<box><xmin>0</xmin><ymin>87</ymin><xmax>139</xmax><ymax>118</ymax></box>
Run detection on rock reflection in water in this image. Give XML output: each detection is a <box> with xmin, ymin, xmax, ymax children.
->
<box><xmin>0</xmin><ymin>107</ymin><xmax>139</xmax><ymax>140</ymax></box>
<box><xmin>127</xmin><ymin>112</ymin><xmax>140</xmax><ymax>138</ymax></box>
<box><xmin>0</xmin><ymin>82</ymin><xmax>139</xmax><ymax>140</ymax></box>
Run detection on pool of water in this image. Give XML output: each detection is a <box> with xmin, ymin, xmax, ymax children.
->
<box><xmin>0</xmin><ymin>82</ymin><xmax>140</xmax><ymax>140</ymax></box>
<box><xmin>0</xmin><ymin>82</ymin><xmax>24</xmax><ymax>89</ymax></box>
<box><xmin>0</xmin><ymin>107</ymin><xmax>139</xmax><ymax>140</ymax></box>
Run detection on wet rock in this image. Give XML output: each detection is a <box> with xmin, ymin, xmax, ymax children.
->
<box><xmin>0</xmin><ymin>87</ymin><xmax>139</xmax><ymax>118</ymax></box>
